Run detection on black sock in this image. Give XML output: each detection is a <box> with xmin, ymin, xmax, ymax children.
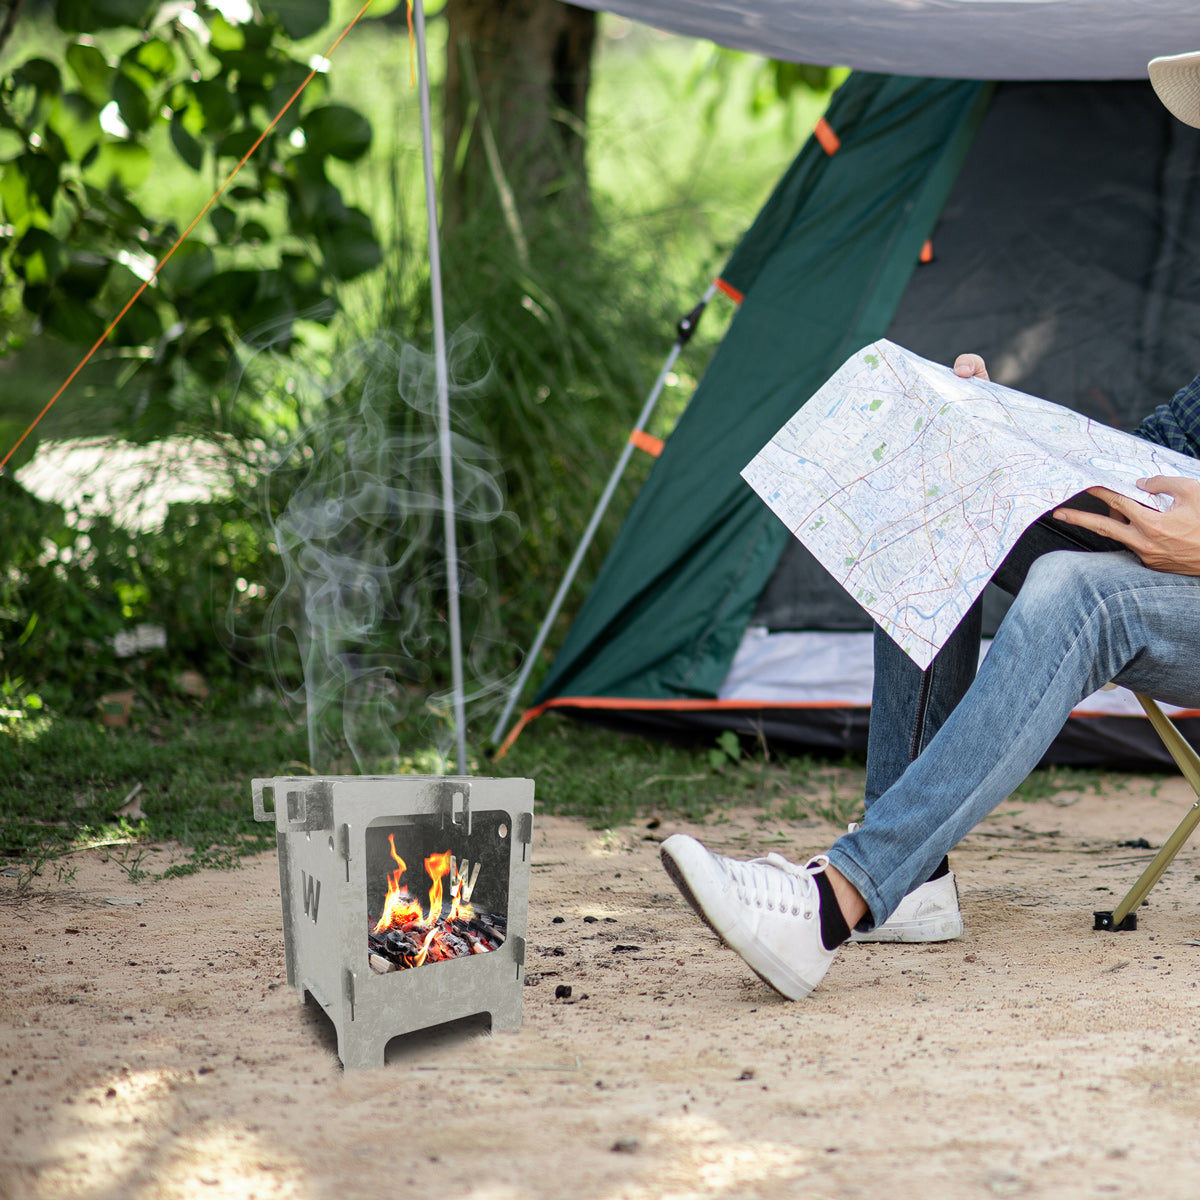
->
<box><xmin>814</xmin><ymin>871</ymin><xmax>851</xmax><ymax>950</ymax></box>
<box><xmin>926</xmin><ymin>856</ymin><xmax>950</xmax><ymax>882</ymax></box>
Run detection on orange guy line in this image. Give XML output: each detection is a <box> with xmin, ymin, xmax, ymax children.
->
<box><xmin>0</xmin><ymin>0</ymin><xmax>377</xmax><ymax>474</ymax></box>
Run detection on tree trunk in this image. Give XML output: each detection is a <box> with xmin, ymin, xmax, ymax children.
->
<box><xmin>441</xmin><ymin>0</ymin><xmax>596</xmax><ymax>245</ymax></box>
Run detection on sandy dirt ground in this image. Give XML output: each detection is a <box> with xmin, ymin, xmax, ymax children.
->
<box><xmin>4</xmin><ymin>775</ymin><xmax>1200</xmax><ymax>1200</ymax></box>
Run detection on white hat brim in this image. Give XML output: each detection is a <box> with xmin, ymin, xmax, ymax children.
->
<box><xmin>1149</xmin><ymin>51</ymin><xmax>1200</xmax><ymax>129</ymax></box>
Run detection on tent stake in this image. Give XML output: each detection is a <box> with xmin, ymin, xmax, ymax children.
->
<box><xmin>490</xmin><ymin>285</ymin><xmax>717</xmax><ymax>748</ymax></box>
<box><xmin>414</xmin><ymin>0</ymin><xmax>467</xmax><ymax>774</ymax></box>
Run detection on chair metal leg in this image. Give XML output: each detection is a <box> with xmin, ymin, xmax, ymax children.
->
<box><xmin>1094</xmin><ymin>695</ymin><xmax>1200</xmax><ymax>932</ymax></box>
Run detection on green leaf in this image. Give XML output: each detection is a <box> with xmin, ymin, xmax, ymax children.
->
<box><xmin>65</xmin><ymin>42</ymin><xmax>115</xmax><ymax>107</ymax></box>
<box><xmin>215</xmin><ymin>127</ymin><xmax>263</xmax><ymax>162</ymax></box>
<box><xmin>123</xmin><ymin>38</ymin><xmax>176</xmax><ymax>82</ymax></box>
<box><xmin>302</xmin><ymin>104</ymin><xmax>371</xmax><ymax>162</ymax></box>
<box><xmin>181</xmin><ymin>326</ymin><xmax>234</xmax><ymax>384</ymax></box>
<box><xmin>110</xmin><ymin>295</ymin><xmax>162</xmax><ymax>347</ymax></box>
<box><xmin>113</xmin><ymin>70</ymin><xmax>153</xmax><ymax>134</ymax></box>
<box><xmin>716</xmin><ymin>730</ymin><xmax>743</xmax><ymax>762</ymax></box>
<box><xmin>0</xmin><ymin>129</ymin><xmax>23</xmax><ymax>162</ymax></box>
<box><xmin>42</xmin><ymin>292</ymin><xmax>106</xmax><ymax>343</ymax></box>
<box><xmin>209</xmin><ymin>205</ymin><xmax>237</xmax><ymax>241</ymax></box>
<box><xmin>82</xmin><ymin>141</ymin><xmax>152</xmax><ymax>188</ymax></box>
<box><xmin>59</xmin><ymin>250</ymin><xmax>111</xmax><ymax>300</ymax></box>
<box><xmin>268</xmin><ymin>62</ymin><xmax>323</xmax><ymax>135</ymax></box>
<box><xmin>13</xmin><ymin>58</ymin><xmax>62</xmax><ymax>96</ymax></box>
<box><xmin>157</xmin><ymin>241</ymin><xmax>215</xmax><ymax>296</ymax></box>
<box><xmin>191</xmin><ymin>268</ymin><xmax>259</xmax><ymax>318</ymax></box>
<box><xmin>3</xmin><ymin>154</ymin><xmax>60</xmax><ymax>220</ymax></box>
<box><xmin>207</xmin><ymin>15</ymin><xmax>245</xmax><ymax>52</ymax></box>
<box><xmin>55</xmin><ymin>0</ymin><xmax>155</xmax><ymax>33</ymax></box>
<box><xmin>191</xmin><ymin>80</ymin><xmax>236</xmax><ymax>135</ymax></box>
<box><xmin>284</xmin><ymin>151</ymin><xmax>339</xmax><ymax>231</ymax></box>
<box><xmin>47</xmin><ymin>93</ymin><xmax>102</xmax><ymax>162</ymax></box>
<box><xmin>169</xmin><ymin>112</ymin><xmax>204</xmax><ymax>170</ymax></box>
<box><xmin>316</xmin><ymin>207</ymin><xmax>380</xmax><ymax>280</ymax></box>
<box><xmin>0</xmin><ymin>162</ymin><xmax>34</xmax><ymax>226</ymax></box>
<box><xmin>259</xmin><ymin>0</ymin><xmax>330</xmax><ymax>40</ymax></box>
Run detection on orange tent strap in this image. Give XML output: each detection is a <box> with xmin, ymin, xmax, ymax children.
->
<box><xmin>715</xmin><ymin>277</ymin><xmax>744</xmax><ymax>304</ymax></box>
<box><xmin>628</xmin><ymin>429</ymin><xmax>664</xmax><ymax>457</ymax></box>
<box><xmin>920</xmin><ymin>239</ymin><xmax>934</xmax><ymax>263</ymax></box>
<box><xmin>814</xmin><ymin>117</ymin><xmax>840</xmax><ymax>156</ymax></box>
<box><xmin>492</xmin><ymin>704</ymin><xmax>549</xmax><ymax>759</ymax></box>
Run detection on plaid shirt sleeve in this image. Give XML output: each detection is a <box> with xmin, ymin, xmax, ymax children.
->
<box><xmin>1133</xmin><ymin>372</ymin><xmax>1200</xmax><ymax>459</ymax></box>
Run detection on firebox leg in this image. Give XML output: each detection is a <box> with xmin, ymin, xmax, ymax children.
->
<box><xmin>338</xmin><ymin>1028</ymin><xmax>387</xmax><ymax>1070</ymax></box>
<box><xmin>489</xmin><ymin>991</ymin><xmax>524</xmax><ymax>1033</ymax></box>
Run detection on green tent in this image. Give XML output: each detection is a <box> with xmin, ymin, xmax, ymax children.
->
<box><xmin>502</xmin><ymin>72</ymin><xmax>1200</xmax><ymax>767</ymax></box>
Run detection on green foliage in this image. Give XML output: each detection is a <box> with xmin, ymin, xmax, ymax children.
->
<box><xmin>0</xmin><ymin>0</ymin><xmax>381</xmax><ymax>453</ymax></box>
<box><xmin>707</xmin><ymin>730</ymin><xmax>743</xmax><ymax>770</ymax></box>
<box><xmin>0</xmin><ymin>471</ymin><xmax>273</xmax><ymax>716</ymax></box>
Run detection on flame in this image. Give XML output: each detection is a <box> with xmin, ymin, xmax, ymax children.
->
<box><xmin>424</xmin><ymin>848</ymin><xmax>452</xmax><ymax>925</ymax></box>
<box><xmin>371</xmin><ymin>836</ymin><xmax>479</xmax><ymax>942</ymax></box>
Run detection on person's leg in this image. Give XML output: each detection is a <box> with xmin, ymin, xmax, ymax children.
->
<box><xmin>865</xmin><ymin>604</ymin><xmax>981</xmax><ymax>806</ymax></box>
<box><xmin>832</xmin><ymin>550</ymin><xmax>1200</xmax><ymax>929</ymax></box>
<box><xmin>858</xmin><ymin>506</ymin><xmax>1124</xmax><ymax>938</ymax></box>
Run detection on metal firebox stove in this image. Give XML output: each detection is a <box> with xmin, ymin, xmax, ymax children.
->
<box><xmin>252</xmin><ymin>775</ymin><xmax>534</xmax><ymax>1069</ymax></box>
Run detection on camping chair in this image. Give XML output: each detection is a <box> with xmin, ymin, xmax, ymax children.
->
<box><xmin>1093</xmin><ymin>694</ymin><xmax>1200</xmax><ymax>931</ymax></box>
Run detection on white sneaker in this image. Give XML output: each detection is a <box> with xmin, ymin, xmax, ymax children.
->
<box><xmin>842</xmin><ymin>823</ymin><xmax>963</xmax><ymax>943</ymax></box>
<box><xmin>849</xmin><ymin>872</ymin><xmax>963</xmax><ymax>942</ymax></box>
<box><xmin>659</xmin><ymin>834</ymin><xmax>837</xmax><ymax>1000</ymax></box>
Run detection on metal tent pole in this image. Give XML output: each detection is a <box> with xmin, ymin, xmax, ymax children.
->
<box><xmin>414</xmin><ymin>0</ymin><xmax>468</xmax><ymax>775</ymax></box>
<box><xmin>489</xmin><ymin>284</ymin><xmax>717</xmax><ymax>747</ymax></box>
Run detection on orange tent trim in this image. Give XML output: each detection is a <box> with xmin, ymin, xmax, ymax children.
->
<box><xmin>629</xmin><ymin>429</ymin><xmax>665</xmax><ymax>457</ymax></box>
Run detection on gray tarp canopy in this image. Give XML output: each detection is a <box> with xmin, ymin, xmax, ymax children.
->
<box><xmin>573</xmin><ymin>1</ymin><xmax>1200</xmax><ymax>81</ymax></box>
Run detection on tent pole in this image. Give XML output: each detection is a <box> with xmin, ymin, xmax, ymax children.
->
<box><xmin>489</xmin><ymin>284</ymin><xmax>718</xmax><ymax>748</ymax></box>
<box><xmin>413</xmin><ymin>0</ymin><xmax>468</xmax><ymax>775</ymax></box>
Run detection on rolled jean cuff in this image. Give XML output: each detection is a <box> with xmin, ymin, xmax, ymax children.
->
<box><xmin>825</xmin><ymin>846</ymin><xmax>887</xmax><ymax>932</ymax></box>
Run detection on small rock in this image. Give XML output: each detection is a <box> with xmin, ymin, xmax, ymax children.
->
<box><xmin>583</xmin><ymin>916</ymin><xmax>598</xmax><ymax>924</ymax></box>
<box><xmin>985</xmin><ymin>1170</ymin><xmax>1026</xmax><ymax>1196</ymax></box>
<box><xmin>552</xmin><ymin>916</ymin><xmax>564</xmax><ymax>924</ymax></box>
<box><xmin>737</xmin><ymin>1068</ymin><xmax>756</xmax><ymax>1081</ymax></box>
<box><xmin>611</xmin><ymin>1137</ymin><xmax>640</xmax><ymax>1154</ymax></box>
<box><xmin>555</xmin><ymin>985</ymin><xmax>572</xmax><ymax>1000</ymax></box>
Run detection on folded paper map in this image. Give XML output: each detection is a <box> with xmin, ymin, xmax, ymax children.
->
<box><xmin>742</xmin><ymin>339</ymin><xmax>1200</xmax><ymax>669</ymax></box>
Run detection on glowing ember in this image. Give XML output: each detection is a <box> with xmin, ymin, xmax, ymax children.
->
<box><xmin>368</xmin><ymin>834</ymin><xmax>502</xmax><ymax>970</ymax></box>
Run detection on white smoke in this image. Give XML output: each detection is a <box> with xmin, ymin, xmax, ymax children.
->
<box><xmin>261</xmin><ymin>333</ymin><xmax>517</xmax><ymax>772</ymax></box>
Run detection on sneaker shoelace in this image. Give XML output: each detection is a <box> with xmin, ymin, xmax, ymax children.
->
<box><xmin>721</xmin><ymin>852</ymin><xmax>828</xmax><ymax>918</ymax></box>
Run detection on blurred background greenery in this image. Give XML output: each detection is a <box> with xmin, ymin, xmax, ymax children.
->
<box><xmin>0</xmin><ymin>0</ymin><xmax>854</xmax><ymax>873</ymax></box>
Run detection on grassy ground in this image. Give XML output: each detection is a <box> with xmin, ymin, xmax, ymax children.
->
<box><xmin>1</xmin><ymin>704</ymin><xmax>1118</xmax><ymax>888</ymax></box>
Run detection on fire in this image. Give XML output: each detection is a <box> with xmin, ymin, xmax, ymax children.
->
<box><xmin>370</xmin><ymin>834</ymin><xmax>488</xmax><ymax>969</ymax></box>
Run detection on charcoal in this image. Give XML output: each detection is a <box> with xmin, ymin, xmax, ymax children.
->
<box><xmin>443</xmin><ymin>932</ymin><xmax>470</xmax><ymax>957</ymax></box>
<box><xmin>468</xmin><ymin>917</ymin><xmax>506</xmax><ymax>945</ymax></box>
<box><xmin>385</xmin><ymin>929</ymin><xmax>423</xmax><ymax>959</ymax></box>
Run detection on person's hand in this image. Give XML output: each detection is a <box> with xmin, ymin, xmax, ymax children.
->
<box><xmin>1053</xmin><ymin>477</ymin><xmax>1200</xmax><ymax>575</ymax></box>
<box><xmin>953</xmin><ymin>353</ymin><xmax>989</xmax><ymax>381</ymax></box>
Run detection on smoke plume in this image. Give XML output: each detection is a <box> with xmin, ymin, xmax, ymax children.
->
<box><xmin>261</xmin><ymin>333</ymin><xmax>516</xmax><ymax>772</ymax></box>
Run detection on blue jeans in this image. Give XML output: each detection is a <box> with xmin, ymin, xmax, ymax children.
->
<box><xmin>828</xmin><ymin>517</ymin><xmax>1200</xmax><ymax>929</ymax></box>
